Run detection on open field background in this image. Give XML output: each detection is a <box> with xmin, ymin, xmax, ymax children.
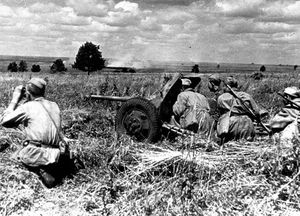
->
<box><xmin>0</xmin><ymin>54</ymin><xmax>298</xmax><ymax>74</ymax></box>
<box><xmin>0</xmin><ymin>57</ymin><xmax>300</xmax><ymax>215</ymax></box>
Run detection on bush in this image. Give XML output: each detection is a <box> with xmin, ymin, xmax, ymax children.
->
<box><xmin>18</xmin><ymin>60</ymin><xmax>28</xmax><ymax>72</ymax></box>
<box><xmin>7</xmin><ymin>62</ymin><xmax>18</xmax><ymax>72</ymax></box>
<box><xmin>191</xmin><ymin>64</ymin><xmax>199</xmax><ymax>73</ymax></box>
<box><xmin>259</xmin><ymin>65</ymin><xmax>266</xmax><ymax>72</ymax></box>
<box><xmin>73</xmin><ymin>42</ymin><xmax>106</xmax><ymax>74</ymax></box>
<box><xmin>31</xmin><ymin>64</ymin><xmax>41</xmax><ymax>72</ymax></box>
<box><xmin>128</xmin><ymin>68</ymin><xmax>136</xmax><ymax>73</ymax></box>
<box><xmin>50</xmin><ymin>59</ymin><xmax>67</xmax><ymax>73</ymax></box>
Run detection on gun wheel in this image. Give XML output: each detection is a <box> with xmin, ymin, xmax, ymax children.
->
<box><xmin>115</xmin><ymin>97</ymin><xmax>161</xmax><ymax>143</ymax></box>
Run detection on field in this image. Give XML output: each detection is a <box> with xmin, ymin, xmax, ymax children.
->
<box><xmin>0</xmin><ymin>54</ymin><xmax>298</xmax><ymax>74</ymax></box>
<box><xmin>0</xmin><ymin>64</ymin><xmax>300</xmax><ymax>215</ymax></box>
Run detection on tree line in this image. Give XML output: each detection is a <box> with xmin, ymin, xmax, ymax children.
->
<box><xmin>7</xmin><ymin>59</ymin><xmax>67</xmax><ymax>73</ymax></box>
<box><xmin>7</xmin><ymin>41</ymin><xmax>299</xmax><ymax>74</ymax></box>
<box><xmin>7</xmin><ymin>42</ymin><xmax>106</xmax><ymax>74</ymax></box>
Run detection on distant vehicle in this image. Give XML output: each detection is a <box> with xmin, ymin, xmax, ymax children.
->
<box><xmin>104</xmin><ymin>66</ymin><xmax>136</xmax><ymax>73</ymax></box>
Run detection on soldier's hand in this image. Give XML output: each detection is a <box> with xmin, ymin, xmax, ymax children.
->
<box><xmin>59</xmin><ymin>141</ymin><xmax>69</xmax><ymax>156</ymax></box>
<box><xmin>6</xmin><ymin>85</ymin><xmax>25</xmax><ymax>111</ymax></box>
<box><xmin>11</xmin><ymin>85</ymin><xmax>25</xmax><ymax>104</ymax></box>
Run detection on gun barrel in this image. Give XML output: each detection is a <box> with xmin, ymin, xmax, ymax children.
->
<box><xmin>224</xmin><ymin>82</ymin><xmax>271</xmax><ymax>135</ymax></box>
<box><xmin>85</xmin><ymin>95</ymin><xmax>132</xmax><ymax>102</ymax></box>
<box><xmin>162</xmin><ymin>123</ymin><xmax>195</xmax><ymax>136</ymax></box>
<box><xmin>224</xmin><ymin>83</ymin><xmax>256</xmax><ymax>117</ymax></box>
<box><xmin>277</xmin><ymin>92</ymin><xmax>300</xmax><ymax>110</ymax></box>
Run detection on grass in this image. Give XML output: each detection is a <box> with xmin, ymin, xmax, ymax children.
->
<box><xmin>0</xmin><ymin>70</ymin><xmax>300</xmax><ymax>215</ymax></box>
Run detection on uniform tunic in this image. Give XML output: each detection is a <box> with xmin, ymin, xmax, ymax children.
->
<box><xmin>173</xmin><ymin>88</ymin><xmax>213</xmax><ymax>134</ymax></box>
<box><xmin>217</xmin><ymin>90</ymin><xmax>260</xmax><ymax>142</ymax></box>
<box><xmin>269</xmin><ymin>98</ymin><xmax>300</xmax><ymax>130</ymax></box>
<box><xmin>269</xmin><ymin>98</ymin><xmax>300</xmax><ymax>145</ymax></box>
<box><xmin>1</xmin><ymin>97</ymin><xmax>61</xmax><ymax>167</ymax></box>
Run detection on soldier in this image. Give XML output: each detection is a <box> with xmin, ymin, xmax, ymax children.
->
<box><xmin>1</xmin><ymin>78</ymin><xmax>76</xmax><ymax>188</ymax></box>
<box><xmin>269</xmin><ymin>86</ymin><xmax>300</xmax><ymax>146</ymax></box>
<box><xmin>172</xmin><ymin>78</ymin><xmax>213</xmax><ymax>135</ymax></box>
<box><xmin>216</xmin><ymin>76</ymin><xmax>261</xmax><ymax>143</ymax></box>
<box><xmin>208</xmin><ymin>74</ymin><xmax>223</xmax><ymax>99</ymax></box>
<box><xmin>207</xmin><ymin>74</ymin><xmax>223</xmax><ymax>120</ymax></box>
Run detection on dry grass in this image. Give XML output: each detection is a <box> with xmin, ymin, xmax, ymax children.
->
<box><xmin>1</xmin><ymin>71</ymin><xmax>300</xmax><ymax>215</ymax></box>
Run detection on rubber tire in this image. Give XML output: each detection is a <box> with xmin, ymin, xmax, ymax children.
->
<box><xmin>115</xmin><ymin>97</ymin><xmax>161</xmax><ymax>143</ymax></box>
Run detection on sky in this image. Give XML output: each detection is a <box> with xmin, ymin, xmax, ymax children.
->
<box><xmin>0</xmin><ymin>0</ymin><xmax>300</xmax><ymax>66</ymax></box>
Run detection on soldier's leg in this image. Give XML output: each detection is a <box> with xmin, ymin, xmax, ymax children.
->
<box><xmin>12</xmin><ymin>144</ymin><xmax>62</xmax><ymax>188</ymax></box>
<box><xmin>41</xmin><ymin>146</ymin><xmax>84</xmax><ymax>187</ymax></box>
<box><xmin>38</xmin><ymin>165</ymin><xmax>57</xmax><ymax>188</ymax></box>
<box><xmin>37</xmin><ymin>154</ymin><xmax>74</xmax><ymax>188</ymax></box>
<box><xmin>38</xmin><ymin>157</ymin><xmax>76</xmax><ymax>188</ymax></box>
<box><xmin>12</xmin><ymin>144</ymin><xmax>60</xmax><ymax>167</ymax></box>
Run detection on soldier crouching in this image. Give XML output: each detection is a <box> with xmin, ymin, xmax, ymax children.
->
<box><xmin>216</xmin><ymin>77</ymin><xmax>261</xmax><ymax>143</ymax></box>
<box><xmin>0</xmin><ymin>77</ymin><xmax>78</xmax><ymax>188</ymax></box>
<box><xmin>268</xmin><ymin>86</ymin><xmax>300</xmax><ymax>147</ymax></box>
<box><xmin>172</xmin><ymin>78</ymin><xmax>214</xmax><ymax>136</ymax></box>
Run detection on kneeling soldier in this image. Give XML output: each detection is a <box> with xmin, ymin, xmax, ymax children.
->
<box><xmin>216</xmin><ymin>76</ymin><xmax>261</xmax><ymax>143</ymax></box>
<box><xmin>269</xmin><ymin>86</ymin><xmax>300</xmax><ymax>146</ymax></box>
<box><xmin>1</xmin><ymin>78</ymin><xmax>74</xmax><ymax>188</ymax></box>
<box><xmin>172</xmin><ymin>78</ymin><xmax>213</xmax><ymax>136</ymax></box>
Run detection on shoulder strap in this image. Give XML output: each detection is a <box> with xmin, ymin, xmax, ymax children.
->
<box><xmin>228</xmin><ymin>97</ymin><xmax>234</xmax><ymax>116</ymax></box>
<box><xmin>38</xmin><ymin>100</ymin><xmax>66</xmax><ymax>144</ymax></box>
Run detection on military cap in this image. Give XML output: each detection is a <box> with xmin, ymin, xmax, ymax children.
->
<box><xmin>28</xmin><ymin>78</ymin><xmax>47</xmax><ymax>89</ymax></box>
<box><xmin>181</xmin><ymin>78</ymin><xmax>192</xmax><ymax>86</ymax></box>
<box><xmin>284</xmin><ymin>86</ymin><xmax>300</xmax><ymax>98</ymax></box>
<box><xmin>225</xmin><ymin>76</ymin><xmax>238</xmax><ymax>88</ymax></box>
<box><xmin>208</xmin><ymin>74</ymin><xmax>221</xmax><ymax>86</ymax></box>
<box><xmin>27</xmin><ymin>77</ymin><xmax>47</xmax><ymax>96</ymax></box>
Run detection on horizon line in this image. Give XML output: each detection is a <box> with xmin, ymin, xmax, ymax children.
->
<box><xmin>0</xmin><ymin>54</ymin><xmax>296</xmax><ymax>66</ymax></box>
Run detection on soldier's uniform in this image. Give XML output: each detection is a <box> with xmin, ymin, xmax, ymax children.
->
<box><xmin>217</xmin><ymin>77</ymin><xmax>260</xmax><ymax>143</ymax></box>
<box><xmin>208</xmin><ymin>74</ymin><xmax>223</xmax><ymax>99</ymax></box>
<box><xmin>1</xmin><ymin>78</ymin><xmax>71</xmax><ymax>188</ymax></box>
<box><xmin>173</xmin><ymin>79</ymin><xmax>213</xmax><ymax>135</ymax></box>
<box><xmin>2</xmin><ymin>97</ymin><xmax>62</xmax><ymax>167</ymax></box>
<box><xmin>269</xmin><ymin>86</ymin><xmax>300</xmax><ymax>146</ymax></box>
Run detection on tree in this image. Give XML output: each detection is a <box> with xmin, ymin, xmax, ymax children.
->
<box><xmin>128</xmin><ymin>68</ymin><xmax>136</xmax><ymax>73</ymax></box>
<box><xmin>7</xmin><ymin>62</ymin><xmax>18</xmax><ymax>72</ymax></box>
<box><xmin>50</xmin><ymin>59</ymin><xmax>67</xmax><ymax>73</ymax></box>
<box><xmin>31</xmin><ymin>64</ymin><xmax>41</xmax><ymax>72</ymax></box>
<box><xmin>191</xmin><ymin>64</ymin><xmax>199</xmax><ymax>73</ymax></box>
<box><xmin>259</xmin><ymin>65</ymin><xmax>266</xmax><ymax>72</ymax></box>
<box><xmin>294</xmin><ymin>65</ymin><xmax>298</xmax><ymax>71</ymax></box>
<box><xmin>73</xmin><ymin>42</ymin><xmax>106</xmax><ymax>75</ymax></box>
<box><xmin>18</xmin><ymin>60</ymin><xmax>28</xmax><ymax>72</ymax></box>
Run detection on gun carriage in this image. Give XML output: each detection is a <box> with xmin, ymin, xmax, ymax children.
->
<box><xmin>86</xmin><ymin>73</ymin><xmax>274</xmax><ymax>142</ymax></box>
<box><xmin>86</xmin><ymin>73</ymin><xmax>205</xmax><ymax>142</ymax></box>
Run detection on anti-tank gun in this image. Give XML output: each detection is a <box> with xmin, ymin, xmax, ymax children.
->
<box><xmin>86</xmin><ymin>73</ymin><xmax>203</xmax><ymax>143</ymax></box>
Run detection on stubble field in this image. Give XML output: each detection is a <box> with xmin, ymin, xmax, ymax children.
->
<box><xmin>1</xmin><ymin>68</ymin><xmax>300</xmax><ymax>216</ymax></box>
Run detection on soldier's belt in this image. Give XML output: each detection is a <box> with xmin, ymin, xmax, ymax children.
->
<box><xmin>22</xmin><ymin>140</ymin><xmax>57</xmax><ymax>149</ymax></box>
<box><xmin>230</xmin><ymin>112</ymin><xmax>250</xmax><ymax>117</ymax></box>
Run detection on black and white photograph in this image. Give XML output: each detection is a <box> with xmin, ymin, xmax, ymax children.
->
<box><xmin>0</xmin><ymin>0</ymin><xmax>300</xmax><ymax>215</ymax></box>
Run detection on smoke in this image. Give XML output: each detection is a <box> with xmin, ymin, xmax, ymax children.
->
<box><xmin>107</xmin><ymin>54</ymin><xmax>150</xmax><ymax>69</ymax></box>
<box><xmin>64</xmin><ymin>57</ymin><xmax>75</xmax><ymax>66</ymax></box>
<box><xmin>64</xmin><ymin>55</ymin><xmax>152</xmax><ymax>69</ymax></box>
